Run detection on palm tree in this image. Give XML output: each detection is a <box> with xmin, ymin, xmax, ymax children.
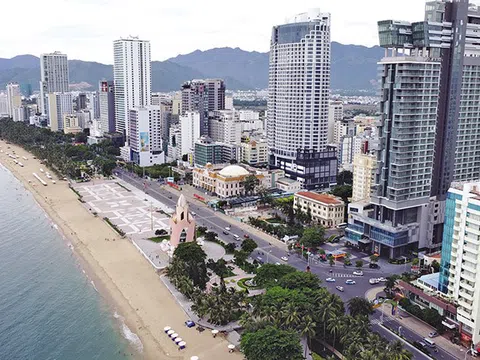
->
<box><xmin>283</xmin><ymin>303</ymin><xmax>300</xmax><ymax>329</ymax></box>
<box><xmin>300</xmin><ymin>315</ymin><xmax>316</xmax><ymax>359</ymax></box>
<box><xmin>327</xmin><ymin>314</ymin><xmax>343</xmax><ymax>350</ymax></box>
<box><xmin>319</xmin><ymin>298</ymin><xmax>338</xmax><ymax>349</ymax></box>
<box><xmin>348</xmin><ymin>297</ymin><xmax>373</xmax><ymax>317</ymax></box>
<box><xmin>384</xmin><ymin>275</ymin><xmax>398</xmax><ymax>295</ymax></box>
<box><xmin>386</xmin><ymin>340</ymin><xmax>412</xmax><ymax>360</ymax></box>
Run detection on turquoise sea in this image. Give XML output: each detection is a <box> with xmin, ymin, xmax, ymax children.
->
<box><xmin>0</xmin><ymin>165</ymin><xmax>135</xmax><ymax>360</ymax></box>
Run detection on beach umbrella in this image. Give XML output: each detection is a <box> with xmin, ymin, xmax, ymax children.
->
<box><xmin>178</xmin><ymin>341</ymin><xmax>186</xmax><ymax>350</ymax></box>
<box><xmin>167</xmin><ymin>329</ymin><xmax>175</xmax><ymax>336</ymax></box>
<box><xmin>228</xmin><ymin>344</ymin><xmax>235</xmax><ymax>353</ymax></box>
<box><xmin>174</xmin><ymin>337</ymin><xmax>183</xmax><ymax>344</ymax></box>
<box><xmin>191</xmin><ymin>357</ymin><xmax>199</xmax><ymax>360</ymax></box>
<box><xmin>164</xmin><ymin>326</ymin><xmax>171</xmax><ymax>333</ymax></box>
<box><xmin>211</xmin><ymin>329</ymin><xmax>219</xmax><ymax>338</ymax></box>
<box><xmin>171</xmin><ymin>333</ymin><xmax>178</xmax><ymax>340</ymax></box>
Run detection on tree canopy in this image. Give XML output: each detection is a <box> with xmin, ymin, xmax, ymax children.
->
<box><xmin>241</xmin><ymin>238</ymin><xmax>258</xmax><ymax>254</ymax></box>
<box><xmin>254</xmin><ymin>264</ymin><xmax>297</xmax><ymax>288</ymax></box>
<box><xmin>243</xmin><ymin>175</ymin><xmax>260</xmax><ymax>195</ymax></box>
<box><xmin>337</xmin><ymin>170</ymin><xmax>353</xmax><ymax>185</ymax></box>
<box><xmin>170</xmin><ymin>242</ymin><xmax>208</xmax><ymax>289</ymax></box>
<box><xmin>300</xmin><ymin>225</ymin><xmax>325</xmax><ymax>249</ymax></box>
<box><xmin>278</xmin><ymin>271</ymin><xmax>321</xmax><ymax>290</ymax></box>
<box><xmin>241</xmin><ymin>326</ymin><xmax>303</xmax><ymax>360</ymax></box>
<box><xmin>348</xmin><ymin>297</ymin><xmax>374</xmax><ymax>317</ymax></box>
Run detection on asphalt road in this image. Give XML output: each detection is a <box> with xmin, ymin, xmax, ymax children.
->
<box><xmin>115</xmin><ymin>169</ymin><xmax>459</xmax><ymax>360</ymax></box>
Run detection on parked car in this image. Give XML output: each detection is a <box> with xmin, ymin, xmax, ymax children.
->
<box><xmin>429</xmin><ymin>331</ymin><xmax>438</xmax><ymax>338</ymax></box>
<box><xmin>353</xmin><ymin>270</ymin><xmax>364</xmax><ymax>276</ymax></box>
<box><xmin>225</xmin><ymin>226</ymin><xmax>231</xmax><ymax>231</ymax></box>
<box><xmin>369</xmin><ymin>278</ymin><xmax>380</xmax><ymax>285</ymax></box>
<box><xmin>326</xmin><ymin>278</ymin><xmax>336</xmax><ymax>283</ymax></box>
<box><xmin>223</xmin><ymin>230</ymin><xmax>229</xmax><ymax>235</ymax></box>
<box><xmin>369</xmin><ymin>263</ymin><xmax>379</xmax><ymax>269</ymax></box>
<box><xmin>185</xmin><ymin>320</ymin><xmax>195</xmax><ymax>328</ymax></box>
<box><xmin>233</xmin><ymin>234</ymin><xmax>240</xmax><ymax>241</ymax></box>
<box><xmin>345</xmin><ymin>279</ymin><xmax>356</xmax><ymax>285</ymax></box>
<box><xmin>281</xmin><ymin>256</ymin><xmax>288</xmax><ymax>262</ymax></box>
<box><xmin>336</xmin><ymin>286</ymin><xmax>344</xmax><ymax>292</ymax></box>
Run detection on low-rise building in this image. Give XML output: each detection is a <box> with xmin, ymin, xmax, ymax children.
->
<box><xmin>240</xmin><ymin>139</ymin><xmax>268</xmax><ymax>166</ymax></box>
<box><xmin>294</xmin><ymin>192</ymin><xmax>345</xmax><ymax>228</ymax></box>
<box><xmin>194</xmin><ymin>137</ymin><xmax>238</xmax><ymax>166</ymax></box>
<box><xmin>275</xmin><ymin>177</ymin><xmax>302</xmax><ymax>193</ymax></box>
<box><xmin>192</xmin><ymin>163</ymin><xmax>266</xmax><ymax>198</ymax></box>
<box><xmin>63</xmin><ymin>114</ymin><xmax>82</xmax><ymax>134</ymax></box>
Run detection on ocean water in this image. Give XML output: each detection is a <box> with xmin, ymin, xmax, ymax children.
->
<box><xmin>0</xmin><ymin>166</ymin><xmax>135</xmax><ymax>360</ymax></box>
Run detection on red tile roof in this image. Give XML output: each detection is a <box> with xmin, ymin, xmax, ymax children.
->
<box><xmin>296</xmin><ymin>192</ymin><xmax>343</xmax><ymax>205</ymax></box>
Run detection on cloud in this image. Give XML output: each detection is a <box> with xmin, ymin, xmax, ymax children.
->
<box><xmin>0</xmin><ymin>0</ymin><xmax>426</xmax><ymax>63</ymax></box>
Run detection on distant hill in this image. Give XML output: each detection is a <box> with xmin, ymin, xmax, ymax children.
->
<box><xmin>0</xmin><ymin>42</ymin><xmax>384</xmax><ymax>92</ymax></box>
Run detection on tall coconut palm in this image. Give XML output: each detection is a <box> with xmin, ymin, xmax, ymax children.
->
<box><xmin>386</xmin><ymin>340</ymin><xmax>413</xmax><ymax>360</ymax></box>
<box><xmin>327</xmin><ymin>313</ymin><xmax>343</xmax><ymax>350</ymax></box>
<box><xmin>300</xmin><ymin>315</ymin><xmax>316</xmax><ymax>359</ymax></box>
<box><xmin>348</xmin><ymin>297</ymin><xmax>374</xmax><ymax>317</ymax></box>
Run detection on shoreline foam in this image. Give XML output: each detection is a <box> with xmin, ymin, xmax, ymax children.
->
<box><xmin>0</xmin><ymin>140</ymin><xmax>241</xmax><ymax>360</ymax></box>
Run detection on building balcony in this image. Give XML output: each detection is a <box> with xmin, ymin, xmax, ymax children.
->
<box><xmin>458</xmin><ymin>299</ymin><xmax>473</xmax><ymax>311</ymax></box>
<box><xmin>461</xmin><ymin>272</ymin><xmax>476</xmax><ymax>283</ymax></box>
<box><xmin>459</xmin><ymin>290</ymin><xmax>474</xmax><ymax>302</ymax></box>
<box><xmin>457</xmin><ymin>308</ymin><xmax>474</xmax><ymax>323</ymax></box>
<box><xmin>460</xmin><ymin>281</ymin><xmax>475</xmax><ymax>293</ymax></box>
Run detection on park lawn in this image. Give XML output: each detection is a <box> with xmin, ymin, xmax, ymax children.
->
<box><xmin>148</xmin><ymin>235</ymin><xmax>170</xmax><ymax>243</ymax></box>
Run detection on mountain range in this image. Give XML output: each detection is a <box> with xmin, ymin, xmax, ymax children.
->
<box><xmin>0</xmin><ymin>42</ymin><xmax>384</xmax><ymax>93</ymax></box>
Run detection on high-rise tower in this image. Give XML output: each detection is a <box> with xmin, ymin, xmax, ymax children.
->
<box><xmin>267</xmin><ymin>10</ymin><xmax>336</xmax><ymax>189</ymax></box>
<box><xmin>39</xmin><ymin>51</ymin><xmax>69</xmax><ymax>115</ymax></box>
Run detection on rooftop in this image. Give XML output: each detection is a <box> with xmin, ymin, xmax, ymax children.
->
<box><xmin>277</xmin><ymin>177</ymin><xmax>297</xmax><ymax>184</ymax></box>
<box><xmin>296</xmin><ymin>192</ymin><xmax>343</xmax><ymax>205</ymax></box>
<box><xmin>218</xmin><ymin>165</ymin><xmax>250</xmax><ymax>178</ymax></box>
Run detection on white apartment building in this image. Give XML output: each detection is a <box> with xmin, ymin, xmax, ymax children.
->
<box><xmin>241</xmin><ymin>140</ymin><xmax>268</xmax><ymax>166</ymax></box>
<box><xmin>113</xmin><ymin>37</ymin><xmax>151</xmax><ymax>137</ymax></box>
<box><xmin>239</xmin><ymin>110</ymin><xmax>260</xmax><ymax>121</ymax></box>
<box><xmin>6</xmin><ymin>83</ymin><xmax>22</xmax><ymax>120</ymax></box>
<box><xmin>180</xmin><ymin>111</ymin><xmax>201</xmax><ymax>157</ymax></box>
<box><xmin>167</xmin><ymin>124</ymin><xmax>182</xmax><ymax>162</ymax></box>
<box><xmin>225</xmin><ymin>95</ymin><xmax>234</xmax><ymax>110</ymax></box>
<box><xmin>63</xmin><ymin>114</ymin><xmax>82</xmax><ymax>134</ymax></box>
<box><xmin>128</xmin><ymin>106</ymin><xmax>165</xmax><ymax>167</ymax></box>
<box><xmin>352</xmin><ymin>154</ymin><xmax>376</xmax><ymax>202</ymax></box>
<box><xmin>98</xmin><ymin>80</ymin><xmax>115</xmax><ymax>134</ymax></box>
<box><xmin>209</xmin><ymin>110</ymin><xmax>242</xmax><ymax>145</ymax></box>
<box><xmin>268</xmin><ymin>9</ymin><xmax>335</xmax><ymax>189</ymax></box>
<box><xmin>333</xmin><ymin>119</ymin><xmax>355</xmax><ymax>144</ymax></box>
<box><xmin>0</xmin><ymin>93</ymin><xmax>8</xmax><ymax>116</ymax></box>
<box><xmin>39</xmin><ymin>52</ymin><xmax>69</xmax><ymax>115</ymax></box>
<box><xmin>328</xmin><ymin>101</ymin><xmax>343</xmax><ymax>143</ymax></box>
<box><xmin>439</xmin><ymin>181</ymin><xmax>480</xmax><ymax>345</ymax></box>
<box><xmin>46</xmin><ymin>93</ymin><xmax>73</xmax><ymax>132</ymax></box>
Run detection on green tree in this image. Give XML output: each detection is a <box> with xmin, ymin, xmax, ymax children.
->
<box><xmin>348</xmin><ymin>297</ymin><xmax>374</xmax><ymax>317</ymax></box>
<box><xmin>355</xmin><ymin>260</ymin><xmax>364</xmax><ymax>269</ymax></box>
<box><xmin>170</xmin><ymin>242</ymin><xmax>208</xmax><ymax>289</ymax></box>
<box><xmin>300</xmin><ymin>315</ymin><xmax>317</xmax><ymax>358</ymax></box>
<box><xmin>241</xmin><ymin>238</ymin><xmax>258</xmax><ymax>254</ymax></box>
<box><xmin>369</xmin><ymin>255</ymin><xmax>379</xmax><ymax>263</ymax></box>
<box><xmin>431</xmin><ymin>260</ymin><xmax>440</xmax><ymax>273</ymax></box>
<box><xmin>384</xmin><ymin>275</ymin><xmax>399</xmax><ymax>295</ymax></box>
<box><xmin>241</xmin><ymin>326</ymin><xmax>303</xmax><ymax>360</ymax></box>
<box><xmin>337</xmin><ymin>170</ymin><xmax>353</xmax><ymax>185</ymax></box>
<box><xmin>74</xmin><ymin>131</ymin><xmax>88</xmax><ymax>143</ymax></box>
<box><xmin>300</xmin><ymin>225</ymin><xmax>325</xmax><ymax>249</ymax></box>
<box><xmin>331</xmin><ymin>184</ymin><xmax>352</xmax><ymax>201</ymax></box>
<box><xmin>204</xmin><ymin>231</ymin><xmax>218</xmax><ymax>242</ymax></box>
<box><xmin>243</xmin><ymin>175</ymin><xmax>260</xmax><ymax>195</ymax></box>
<box><xmin>274</xmin><ymin>196</ymin><xmax>295</xmax><ymax>224</ymax></box>
<box><xmin>412</xmin><ymin>258</ymin><xmax>420</xmax><ymax>266</ymax></box>
<box><xmin>278</xmin><ymin>271</ymin><xmax>321</xmax><ymax>290</ymax></box>
<box><xmin>254</xmin><ymin>264</ymin><xmax>296</xmax><ymax>288</ymax></box>
<box><xmin>197</xmin><ymin>226</ymin><xmax>208</xmax><ymax>235</ymax></box>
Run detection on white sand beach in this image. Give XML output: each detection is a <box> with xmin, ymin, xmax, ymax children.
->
<box><xmin>0</xmin><ymin>140</ymin><xmax>242</xmax><ymax>360</ymax></box>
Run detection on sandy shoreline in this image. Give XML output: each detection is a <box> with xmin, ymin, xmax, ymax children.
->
<box><xmin>0</xmin><ymin>140</ymin><xmax>242</xmax><ymax>360</ymax></box>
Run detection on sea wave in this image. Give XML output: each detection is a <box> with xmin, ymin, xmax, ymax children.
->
<box><xmin>114</xmin><ymin>311</ymin><xmax>144</xmax><ymax>353</ymax></box>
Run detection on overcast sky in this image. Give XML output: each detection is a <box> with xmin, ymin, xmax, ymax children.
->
<box><xmin>1</xmin><ymin>0</ymin><xmax>428</xmax><ymax>63</ymax></box>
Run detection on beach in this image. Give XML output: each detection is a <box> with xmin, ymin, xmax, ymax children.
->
<box><xmin>0</xmin><ymin>140</ymin><xmax>242</xmax><ymax>360</ymax></box>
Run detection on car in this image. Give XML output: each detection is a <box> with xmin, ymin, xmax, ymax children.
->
<box><xmin>345</xmin><ymin>279</ymin><xmax>356</xmax><ymax>285</ymax></box>
<box><xmin>429</xmin><ymin>331</ymin><xmax>438</xmax><ymax>338</ymax></box>
<box><xmin>185</xmin><ymin>320</ymin><xmax>195</xmax><ymax>328</ymax></box>
<box><xmin>369</xmin><ymin>263</ymin><xmax>379</xmax><ymax>269</ymax></box>
<box><xmin>353</xmin><ymin>270</ymin><xmax>364</xmax><ymax>276</ymax></box>
<box><xmin>326</xmin><ymin>278</ymin><xmax>336</xmax><ymax>282</ymax></box>
<box><xmin>418</xmin><ymin>341</ymin><xmax>428</xmax><ymax>348</ymax></box>
<box><xmin>378</xmin><ymin>277</ymin><xmax>387</xmax><ymax>282</ymax></box>
<box><xmin>191</xmin><ymin>211</ymin><xmax>197</xmax><ymax>217</ymax></box>
<box><xmin>275</xmin><ymin>262</ymin><xmax>281</xmax><ymax>265</ymax></box>
<box><xmin>336</xmin><ymin>286</ymin><xmax>344</xmax><ymax>292</ymax></box>
<box><xmin>225</xmin><ymin>226</ymin><xmax>231</xmax><ymax>231</ymax></box>
<box><xmin>223</xmin><ymin>230</ymin><xmax>229</xmax><ymax>235</ymax></box>
<box><xmin>244</xmin><ymin>234</ymin><xmax>250</xmax><ymax>238</ymax></box>
<box><xmin>281</xmin><ymin>256</ymin><xmax>288</xmax><ymax>262</ymax></box>
<box><xmin>233</xmin><ymin>234</ymin><xmax>241</xmax><ymax>241</ymax></box>
<box><xmin>256</xmin><ymin>257</ymin><xmax>264</xmax><ymax>264</ymax></box>
<box><xmin>369</xmin><ymin>278</ymin><xmax>380</xmax><ymax>285</ymax></box>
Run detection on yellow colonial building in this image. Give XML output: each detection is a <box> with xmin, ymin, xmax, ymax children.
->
<box><xmin>192</xmin><ymin>164</ymin><xmax>266</xmax><ymax>198</ymax></box>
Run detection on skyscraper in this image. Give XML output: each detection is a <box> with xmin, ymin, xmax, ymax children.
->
<box><xmin>345</xmin><ymin>0</ymin><xmax>480</xmax><ymax>258</ymax></box>
<box><xmin>99</xmin><ymin>80</ymin><xmax>115</xmax><ymax>135</ymax></box>
<box><xmin>113</xmin><ymin>37</ymin><xmax>151</xmax><ymax>137</ymax></box>
<box><xmin>46</xmin><ymin>93</ymin><xmax>73</xmax><ymax>132</ymax></box>
<box><xmin>267</xmin><ymin>10</ymin><xmax>337</xmax><ymax>189</ymax></box>
<box><xmin>39</xmin><ymin>52</ymin><xmax>69</xmax><ymax>115</ymax></box>
<box><xmin>181</xmin><ymin>79</ymin><xmax>225</xmax><ymax>135</ymax></box>
<box><xmin>6</xmin><ymin>83</ymin><xmax>22</xmax><ymax>120</ymax></box>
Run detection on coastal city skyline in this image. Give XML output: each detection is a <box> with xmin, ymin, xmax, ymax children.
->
<box><xmin>0</xmin><ymin>0</ymin><xmax>428</xmax><ymax>63</ymax></box>
<box><xmin>3</xmin><ymin>0</ymin><xmax>480</xmax><ymax>359</ymax></box>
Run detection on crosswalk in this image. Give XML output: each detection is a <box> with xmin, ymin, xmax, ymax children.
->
<box><xmin>328</xmin><ymin>273</ymin><xmax>364</xmax><ymax>278</ymax></box>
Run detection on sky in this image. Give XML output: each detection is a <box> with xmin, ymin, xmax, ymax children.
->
<box><xmin>1</xmin><ymin>0</ymin><xmax>428</xmax><ymax>64</ymax></box>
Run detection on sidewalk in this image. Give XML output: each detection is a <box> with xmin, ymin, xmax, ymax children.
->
<box><xmin>366</xmin><ymin>288</ymin><xmax>473</xmax><ymax>360</ymax></box>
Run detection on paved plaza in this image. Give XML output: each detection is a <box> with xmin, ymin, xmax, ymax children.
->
<box><xmin>74</xmin><ymin>180</ymin><xmax>172</xmax><ymax>236</ymax></box>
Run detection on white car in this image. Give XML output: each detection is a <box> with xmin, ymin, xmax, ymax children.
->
<box><xmin>378</xmin><ymin>277</ymin><xmax>387</xmax><ymax>282</ymax></box>
<box><xmin>369</xmin><ymin>278</ymin><xmax>380</xmax><ymax>285</ymax></box>
<box><xmin>281</xmin><ymin>256</ymin><xmax>288</xmax><ymax>262</ymax></box>
<box><xmin>225</xmin><ymin>226</ymin><xmax>231</xmax><ymax>231</ymax></box>
<box><xmin>326</xmin><ymin>278</ymin><xmax>336</xmax><ymax>283</ymax></box>
<box><xmin>353</xmin><ymin>270</ymin><xmax>364</xmax><ymax>276</ymax></box>
<box><xmin>345</xmin><ymin>279</ymin><xmax>356</xmax><ymax>285</ymax></box>
<box><xmin>275</xmin><ymin>262</ymin><xmax>281</xmax><ymax>266</ymax></box>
